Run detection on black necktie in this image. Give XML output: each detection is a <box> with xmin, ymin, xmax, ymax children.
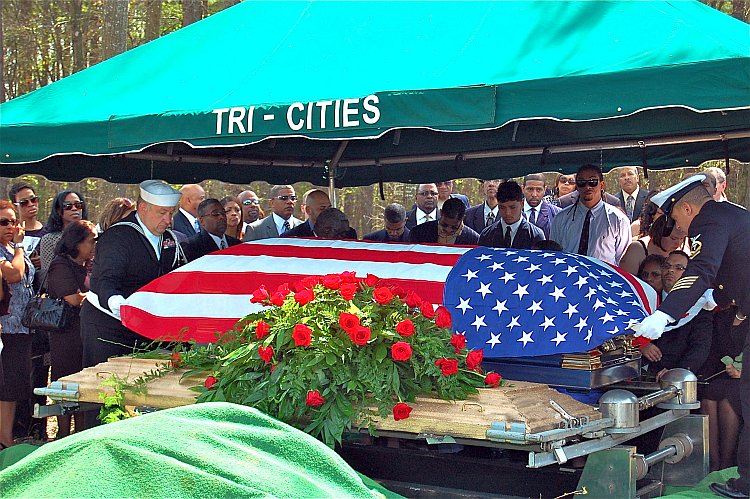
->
<box><xmin>578</xmin><ymin>210</ymin><xmax>592</xmax><ymax>255</ymax></box>
<box><xmin>529</xmin><ymin>208</ymin><xmax>537</xmax><ymax>226</ymax></box>
<box><xmin>282</xmin><ymin>220</ymin><xmax>290</xmax><ymax>233</ymax></box>
<box><xmin>503</xmin><ymin>226</ymin><xmax>512</xmax><ymax>247</ymax></box>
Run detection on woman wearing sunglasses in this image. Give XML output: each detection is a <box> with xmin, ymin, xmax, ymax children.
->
<box><xmin>0</xmin><ymin>200</ymin><xmax>36</xmax><ymax>449</ymax></box>
<box><xmin>38</xmin><ymin>191</ymin><xmax>89</xmax><ymax>273</ymax></box>
<box><xmin>46</xmin><ymin>220</ymin><xmax>97</xmax><ymax>439</ymax></box>
<box><xmin>549</xmin><ymin>174</ymin><xmax>577</xmax><ymax>206</ymax></box>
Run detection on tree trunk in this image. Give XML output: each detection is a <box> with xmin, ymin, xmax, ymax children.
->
<box><xmin>102</xmin><ymin>0</ymin><xmax>129</xmax><ymax>60</ymax></box>
<box><xmin>218</xmin><ymin>0</ymin><xmax>241</xmax><ymax>10</ymax></box>
<box><xmin>182</xmin><ymin>0</ymin><xmax>202</xmax><ymax>27</ymax></box>
<box><xmin>144</xmin><ymin>0</ymin><xmax>162</xmax><ymax>42</ymax></box>
<box><xmin>16</xmin><ymin>0</ymin><xmax>35</xmax><ymax>95</ymax></box>
<box><xmin>70</xmin><ymin>0</ymin><xmax>85</xmax><ymax>73</ymax></box>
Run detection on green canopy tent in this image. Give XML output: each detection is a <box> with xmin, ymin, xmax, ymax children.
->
<box><xmin>1</xmin><ymin>0</ymin><xmax>748</xmax><ymax>188</ymax></box>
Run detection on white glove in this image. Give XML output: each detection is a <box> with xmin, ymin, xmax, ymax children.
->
<box><xmin>632</xmin><ymin>310</ymin><xmax>674</xmax><ymax>340</ymax></box>
<box><xmin>701</xmin><ymin>289</ymin><xmax>718</xmax><ymax>311</ymax></box>
<box><xmin>107</xmin><ymin>295</ymin><xmax>126</xmax><ymax>320</ymax></box>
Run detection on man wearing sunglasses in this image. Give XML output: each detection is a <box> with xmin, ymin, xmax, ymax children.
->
<box><xmin>243</xmin><ymin>185</ymin><xmax>302</xmax><ymax>241</ymax></box>
<box><xmin>8</xmin><ymin>182</ymin><xmax>47</xmax><ymax>265</ymax></box>
<box><xmin>182</xmin><ymin>199</ymin><xmax>241</xmax><ymax>262</ymax></box>
<box><xmin>550</xmin><ymin>164</ymin><xmax>631</xmax><ymax>265</ymax></box>
<box><xmin>237</xmin><ymin>190</ymin><xmax>263</xmax><ymax>231</ymax></box>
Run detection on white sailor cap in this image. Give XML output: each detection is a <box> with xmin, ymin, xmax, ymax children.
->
<box><xmin>650</xmin><ymin>174</ymin><xmax>706</xmax><ymax>215</ymax></box>
<box><xmin>139</xmin><ymin>180</ymin><xmax>182</xmax><ymax>207</ymax></box>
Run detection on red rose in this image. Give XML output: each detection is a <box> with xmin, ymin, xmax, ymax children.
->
<box><xmin>250</xmin><ymin>285</ymin><xmax>269</xmax><ymax>304</ymax></box>
<box><xmin>270</xmin><ymin>292</ymin><xmax>286</xmax><ymax>307</ymax></box>
<box><xmin>292</xmin><ymin>324</ymin><xmax>312</xmax><ymax>347</ymax></box>
<box><xmin>255</xmin><ymin>320</ymin><xmax>271</xmax><ymax>339</ymax></box>
<box><xmin>365</xmin><ymin>273</ymin><xmax>380</xmax><ymax>287</ymax></box>
<box><xmin>306</xmin><ymin>390</ymin><xmax>326</xmax><ymax>407</ymax></box>
<box><xmin>276</xmin><ymin>283</ymin><xmax>290</xmax><ymax>296</ymax></box>
<box><xmin>340</xmin><ymin>271</ymin><xmax>358</xmax><ymax>284</ymax></box>
<box><xmin>294</xmin><ymin>288</ymin><xmax>315</xmax><ymax>306</ymax></box>
<box><xmin>420</xmin><ymin>302</ymin><xmax>436</xmax><ymax>319</ymax></box>
<box><xmin>449</xmin><ymin>334</ymin><xmax>466</xmax><ymax>353</ymax></box>
<box><xmin>322</xmin><ymin>274</ymin><xmax>342</xmax><ymax>290</ymax></box>
<box><xmin>373</xmin><ymin>287</ymin><xmax>394</xmax><ymax>305</ymax></box>
<box><xmin>390</xmin><ymin>285</ymin><xmax>406</xmax><ymax>299</ymax></box>
<box><xmin>404</xmin><ymin>290</ymin><xmax>422</xmax><ymax>308</ymax></box>
<box><xmin>170</xmin><ymin>351</ymin><xmax>182</xmax><ymax>368</ymax></box>
<box><xmin>392</xmin><ymin>402</ymin><xmax>413</xmax><ymax>421</ymax></box>
<box><xmin>339</xmin><ymin>312</ymin><xmax>361</xmax><ymax>333</ymax></box>
<box><xmin>339</xmin><ymin>282</ymin><xmax>358</xmax><ymax>301</ymax></box>
<box><xmin>204</xmin><ymin>375</ymin><xmax>218</xmax><ymax>389</ymax></box>
<box><xmin>258</xmin><ymin>345</ymin><xmax>274</xmax><ymax>364</ymax></box>
<box><xmin>395</xmin><ymin>319</ymin><xmax>415</xmax><ymax>337</ymax></box>
<box><xmin>484</xmin><ymin>372</ymin><xmax>502</xmax><ymax>387</ymax></box>
<box><xmin>349</xmin><ymin>325</ymin><xmax>371</xmax><ymax>346</ymax></box>
<box><xmin>435</xmin><ymin>358</ymin><xmax>459</xmax><ymax>376</ymax></box>
<box><xmin>391</xmin><ymin>342</ymin><xmax>413</xmax><ymax>361</ymax></box>
<box><xmin>435</xmin><ymin>306</ymin><xmax>452</xmax><ymax>329</ymax></box>
<box><xmin>293</xmin><ymin>276</ymin><xmax>319</xmax><ymax>292</ymax></box>
<box><xmin>466</xmin><ymin>349</ymin><xmax>484</xmax><ymax>371</ymax></box>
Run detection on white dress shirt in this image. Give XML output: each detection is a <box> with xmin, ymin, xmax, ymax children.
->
<box><xmin>415</xmin><ymin>208</ymin><xmax>437</xmax><ymax>225</ymax></box>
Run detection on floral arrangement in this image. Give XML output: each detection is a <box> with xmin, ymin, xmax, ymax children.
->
<box><xmin>168</xmin><ymin>272</ymin><xmax>505</xmax><ymax>447</ymax></box>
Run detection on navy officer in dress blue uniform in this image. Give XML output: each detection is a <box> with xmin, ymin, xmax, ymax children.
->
<box><xmin>80</xmin><ymin>180</ymin><xmax>187</xmax><ymax>368</ymax></box>
<box><xmin>636</xmin><ymin>174</ymin><xmax>750</xmax><ymax>498</ymax></box>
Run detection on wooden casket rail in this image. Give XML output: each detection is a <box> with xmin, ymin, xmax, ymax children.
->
<box><xmin>59</xmin><ymin>357</ymin><xmax>600</xmax><ymax>440</ymax></box>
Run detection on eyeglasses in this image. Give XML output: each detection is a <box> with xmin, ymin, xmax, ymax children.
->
<box><xmin>203</xmin><ymin>211</ymin><xmax>227</xmax><ymax>218</ymax></box>
<box><xmin>418</xmin><ymin>191</ymin><xmax>439</xmax><ymax>197</ymax></box>
<box><xmin>661</xmin><ymin>263</ymin><xmax>687</xmax><ymax>271</ymax></box>
<box><xmin>558</xmin><ymin>178</ymin><xmax>577</xmax><ymax>185</ymax></box>
<box><xmin>576</xmin><ymin>178</ymin><xmax>601</xmax><ymax>188</ymax></box>
<box><xmin>62</xmin><ymin>201</ymin><xmax>85</xmax><ymax>211</ymax></box>
<box><xmin>640</xmin><ymin>271</ymin><xmax>662</xmax><ymax>279</ymax></box>
<box><xmin>14</xmin><ymin>196</ymin><xmax>39</xmax><ymax>208</ymax></box>
<box><xmin>274</xmin><ymin>195</ymin><xmax>298</xmax><ymax>202</ymax></box>
<box><xmin>439</xmin><ymin>221</ymin><xmax>462</xmax><ymax>232</ymax></box>
<box><xmin>242</xmin><ymin>199</ymin><xmax>261</xmax><ymax>206</ymax></box>
<box><xmin>0</xmin><ymin>219</ymin><xmax>18</xmax><ymax>226</ymax></box>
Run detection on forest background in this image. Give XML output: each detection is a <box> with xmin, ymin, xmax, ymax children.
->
<box><xmin>1</xmin><ymin>0</ymin><xmax>748</xmax><ymax>236</ymax></box>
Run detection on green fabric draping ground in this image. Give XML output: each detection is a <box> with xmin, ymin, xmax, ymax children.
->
<box><xmin>0</xmin><ymin>402</ymin><xmax>394</xmax><ymax>498</ymax></box>
<box><xmin>663</xmin><ymin>467</ymin><xmax>741</xmax><ymax>498</ymax></box>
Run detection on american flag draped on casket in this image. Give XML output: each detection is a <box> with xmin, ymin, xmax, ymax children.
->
<box><xmin>122</xmin><ymin>239</ymin><xmax>701</xmax><ymax>353</ymax></box>
<box><xmin>121</xmin><ymin>239</ymin><xmax>472</xmax><ymax>343</ymax></box>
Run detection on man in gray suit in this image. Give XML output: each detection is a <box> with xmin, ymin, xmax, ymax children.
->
<box><xmin>243</xmin><ymin>185</ymin><xmax>303</xmax><ymax>241</ymax></box>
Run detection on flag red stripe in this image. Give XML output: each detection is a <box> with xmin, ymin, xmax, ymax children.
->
<box><xmin>121</xmin><ymin>305</ymin><xmax>239</xmax><ymax>343</ymax></box>
<box><xmin>606</xmin><ymin>262</ymin><xmax>654</xmax><ymax>315</ymax></box>
<box><xmin>219</xmin><ymin>240</ymin><xmax>465</xmax><ymax>266</ymax></box>
<box><xmin>136</xmin><ymin>272</ymin><xmax>447</xmax><ymax>304</ymax></box>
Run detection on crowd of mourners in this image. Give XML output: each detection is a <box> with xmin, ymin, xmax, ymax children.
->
<box><xmin>0</xmin><ymin>165</ymin><xmax>745</xmax><ymax>475</ymax></box>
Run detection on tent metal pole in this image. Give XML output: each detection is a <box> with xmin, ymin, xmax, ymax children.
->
<box><xmin>327</xmin><ymin>140</ymin><xmax>349</xmax><ymax>208</ymax></box>
<box><xmin>123</xmin><ymin>129</ymin><xmax>750</xmax><ymax>171</ymax></box>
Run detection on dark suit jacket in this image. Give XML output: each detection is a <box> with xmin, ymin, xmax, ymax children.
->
<box><xmin>464</xmin><ymin>203</ymin><xmax>493</xmax><ymax>234</ymax></box>
<box><xmin>648</xmin><ymin>309</ymin><xmax>712</xmax><ymax>375</ymax></box>
<box><xmin>405</xmin><ymin>206</ymin><xmax>440</xmax><ymax>230</ymax></box>
<box><xmin>181</xmin><ymin>229</ymin><xmax>240</xmax><ymax>262</ymax></box>
<box><xmin>478</xmin><ymin>219</ymin><xmax>545</xmax><ymax>249</ymax></box>
<box><xmin>363</xmin><ymin>228</ymin><xmax>411</xmax><ymax>242</ymax></box>
<box><xmin>616</xmin><ymin>188</ymin><xmax>648</xmax><ymax>222</ymax></box>
<box><xmin>243</xmin><ymin>215</ymin><xmax>303</xmax><ymax>241</ymax></box>
<box><xmin>172</xmin><ymin>210</ymin><xmax>198</xmax><ymax>237</ymax></box>
<box><xmin>281</xmin><ymin>220</ymin><xmax>314</xmax><ymax>238</ymax></box>
<box><xmin>529</xmin><ymin>201</ymin><xmax>562</xmax><ymax>239</ymax></box>
<box><xmin>408</xmin><ymin>221</ymin><xmax>479</xmax><ymax>245</ymax></box>
<box><xmin>557</xmin><ymin>191</ymin><xmax>624</xmax><ymax>211</ymax></box>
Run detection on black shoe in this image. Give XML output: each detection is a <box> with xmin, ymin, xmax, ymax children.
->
<box><xmin>710</xmin><ymin>479</ymin><xmax>749</xmax><ymax>499</ymax></box>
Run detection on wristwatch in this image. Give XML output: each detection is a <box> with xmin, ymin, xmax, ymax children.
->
<box><xmin>11</xmin><ymin>242</ymin><xmax>24</xmax><ymax>251</ymax></box>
